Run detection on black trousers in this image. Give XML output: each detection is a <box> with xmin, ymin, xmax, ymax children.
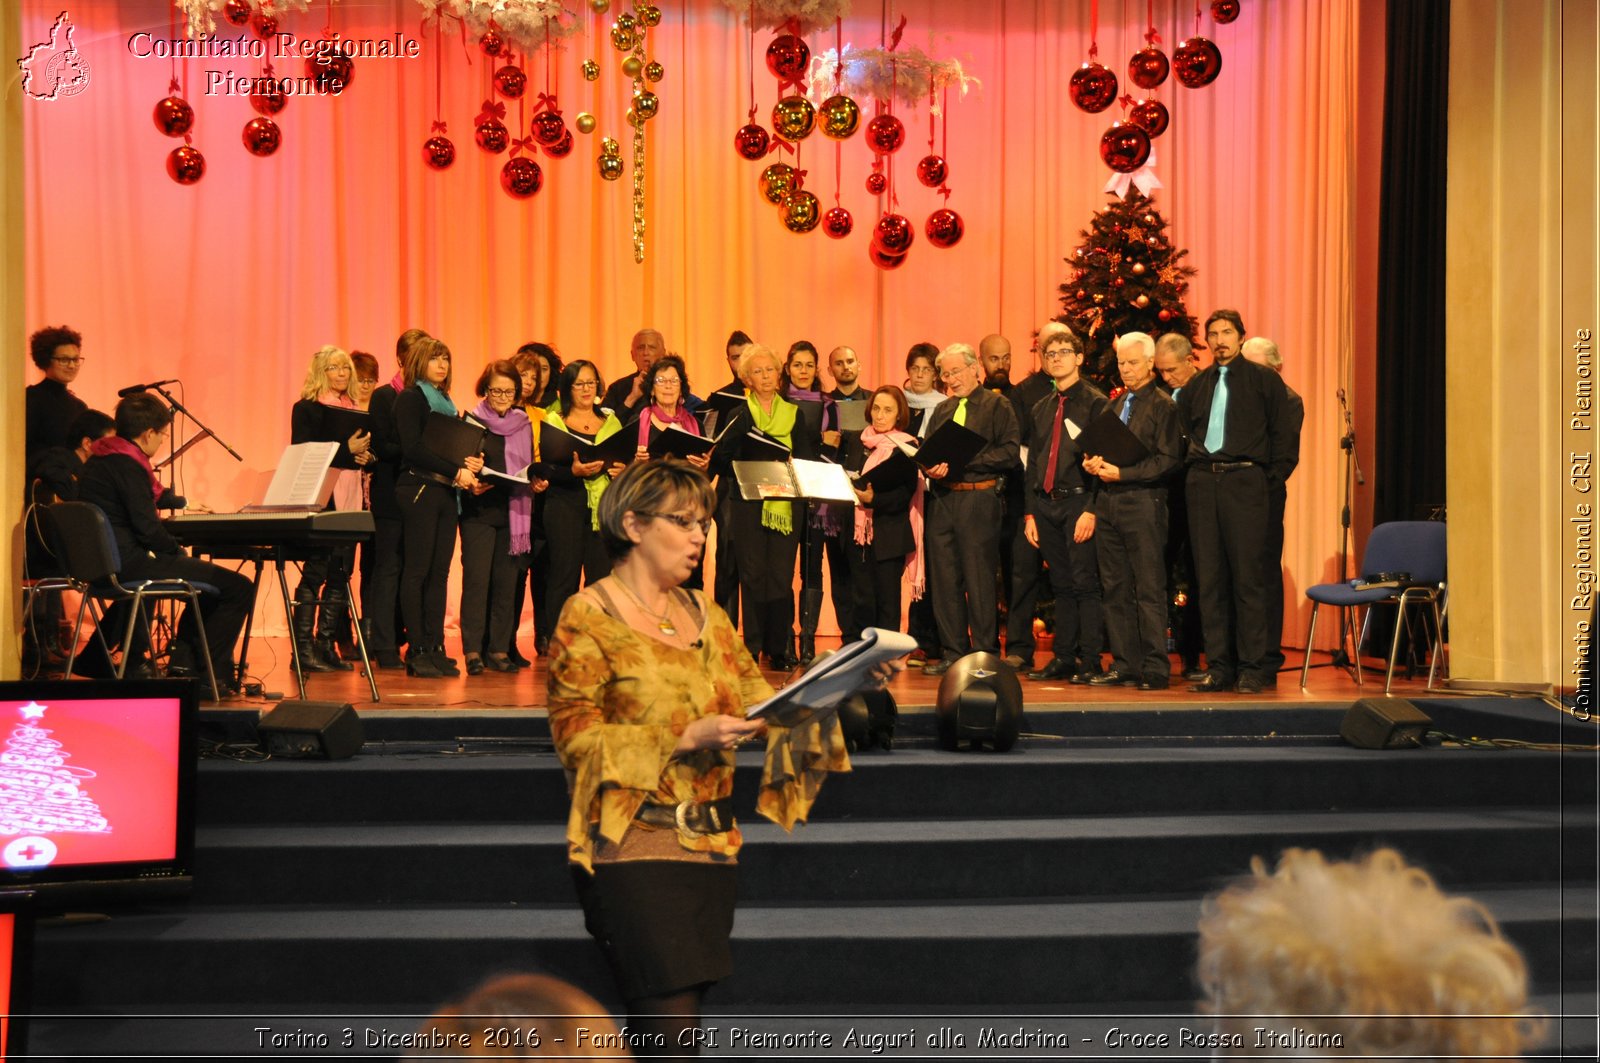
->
<box><xmin>1032</xmin><ymin>490</ymin><xmax>1103</xmax><ymax>667</ymax></box>
<box><xmin>107</xmin><ymin>552</ymin><xmax>254</xmax><ymax>676</ymax></box>
<box><xmin>1165</xmin><ymin>484</ymin><xmax>1204</xmax><ymax>669</ymax></box>
<box><xmin>1095</xmin><ymin>485</ymin><xmax>1170</xmax><ymax>679</ymax></box>
<box><xmin>1000</xmin><ymin>482</ymin><xmax>1042</xmax><ymax>659</ymax></box>
<box><xmin>508</xmin><ymin>493</ymin><xmax>553</xmax><ymax>652</ymax></box>
<box><xmin>1186</xmin><ymin>464</ymin><xmax>1271</xmax><ymax>682</ymax></box>
<box><xmin>730</xmin><ymin>499</ymin><xmax>799</xmax><ymax>658</ymax></box>
<box><xmin>713</xmin><ymin>492</ymin><xmax>740</xmax><ymax>620</ymax></box>
<box><xmin>845</xmin><ymin>542</ymin><xmax>907</xmax><ymax>639</ymax></box>
<box><xmin>365</xmin><ymin>514</ymin><xmax>405</xmax><ymax>653</ymax></box>
<box><xmin>459</xmin><ymin>519</ymin><xmax>518</xmax><ymax>655</ymax></box>
<box><xmin>396</xmin><ymin>475</ymin><xmax>458</xmax><ymax>654</ymax></box>
<box><xmin>925</xmin><ymin>485</ymin><xmax>1002</xmax><ymax>658</ymax></box>
<box><xmin>543</xmin><ymin>485</ymin><xmax>611</xmax><ymax>628</ymax></box>
<box><xmin>1261</xmin><ymin>483</ymin><xmax>1289</xmax><ymax>675</ymax></box>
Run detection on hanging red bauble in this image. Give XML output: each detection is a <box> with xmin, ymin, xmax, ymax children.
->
<box><xmin>242</xmin><ymin>116</ymin><xmax>281</xmax><ymax>157</ymax></box>
<box><xmin>223</xmin><ymin>0</ymin><xmax>250</xmax><ymax>27</ymax></box>
<box><xmin>495</xmin><ymin>65</ymin><xmax>528</xmax><ymax>99</ymax></box>
<box><xmin>1113</xmin><ymin>277</ymin><xmax>1125</xmax><ymax>288</ymax></box>
<box><xmin>250</xmin><ymin>80</ymin><xmax>288</xmax><ymax>116</ymax></box>
<box><xmin>865</xmin><ymin>171</ymin><xmax>887</xmax><ymax>195</ymax></box>
<box><xmin>422</xmin><ymin>135</ymin><xmax>456</xmax><ymax>169</ymax></box>
<box><xmin>771</xmin><ymin>95</ymin><xmax>816</xmax><ymax>141</ymax></box>
<box><xmin>501</xmin><ymin>156</ymin><xmax>543</xmax><ymax>198</ymax></box>
<box><xmin>915</xmin><ymin>154</ymin><xmax>947</xmax><ymax>187</ymax></box>
<box><xmin>1129</xmin><ymin>99</ymin><xmax>1169</xmax><ymax>138</ymax></box>
<box><xmin>166</xmin><ymin>144</ymin><xmax>205</xmax><ymax>185</ymax></box>
<box><xmin>545</xmin><ymin>129</ymin><xmax>575</xmax><ymax>158</ymax></box>
<box><xmin>1158</xmin><ymin>308</ymin><xmax>1173</xmax><ymax>321</ymax></box>
<box><xmin>1128</xmin><ymin>46</ymin><xmax>1169</xmax><ymax>90</ymax></box>
<box><xmin>765</xmin><ymin>34</ymin><xmax>810</xmax><ymax>81</ymax></box>
<box><xmin>532</xmin><ymin>111</ymin><xmax>567</xmax><ymax>147</ymax></box>
<box><xmin>868</xmin><ymin>245</ymin><xmax>908</xmax><ymax>271</ymax></box>
<box><xmin>153</xmin><ymin>96</ymin><xmax>194</xmax><ymax>137</ymax></box>
<box><xmin>818</xmin><ymin>94</ymin><xmax>860</xmax><ymax>139</ymax></box>
<box><xmin>1173</xmin><ymin>38</ymin><xmax>1223</xmax><ymax>88</ymax></box>
<box><xmin>734</xmin><ymin>123</ymin><xmax>770</xmax><ymax>161</ymax></box>
<box><xmin>475</xmin><ymin>118</ymin><xmax>509</xmax><ymax>153</ymax></box>
<box><xmin>925</xmin><ymin>208</ymin><xmax>964</xmax><ymax>249</ymax></box>
<box><xmin>1100</xmin><ymin>123</ymin><xmax>1151</xmax><ymax>173</ymax></box>
<box><xmin>1211</xmin><ymin>0</ymin><xmax>1242</xmax><ymax>24</ymax></box>
<box><xmin>822</xmin><ymin>206</ymin><xmax>853</xmax><ymax>239</ymax></box>
<box><xmin>873</xmin><ymin>213</ymin><xmax>915</xmax><ymax>255</ymax></box>
<box><xmin>480</xmin><ymin>29</ymin><xmax>504</xmax><ymax>56</ymax></box>
<box><xmin>309</xmin><ymin>54</ymin><xmax>354</xmax><ymax>95</ymax></box>
<box><xmin>865</xmin><ymin>114</ymin><xmax>905</xmax><ymax>154</ymax></box>
<box><xmin>250</xmin><ymin>11</ymin><xmax>277</xmax><ymax>39</ymax></box>
<box><xmin>1075</xmin><ymin>289</ymin><xmax>1087</xmax><ymax>300</ymax></box>
<box><xmin>1068</xmin><ymin>62</ymin><xmax>1119</xmax><ymax>113</ymax></box>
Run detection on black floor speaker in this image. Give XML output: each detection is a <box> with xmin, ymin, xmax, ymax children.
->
<box><xmin>257</xmin><ymin>700</ymin><xmax>365</xmax><ymax>759</ymax></box>
<box><xmin>1340</xmin><ymin>697</ymin><xmax>1431</xmax><ymax>749</ymax></box>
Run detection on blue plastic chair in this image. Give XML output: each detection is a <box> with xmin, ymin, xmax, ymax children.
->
<box><xmin>1298</xmin><ymin>520</ymin><xmax>1447</xmax><ymax>695</ymax></box>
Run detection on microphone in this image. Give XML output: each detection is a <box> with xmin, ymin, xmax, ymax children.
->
<box><xmin>118</xmin><ymin>379</ymin><xmax>179</xmax><ymax>397</ymax></box>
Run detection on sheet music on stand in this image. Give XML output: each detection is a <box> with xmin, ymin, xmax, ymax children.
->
<box><xmin>745</xmin><ymin>627</ymin><xmax>917</xmax><ymax>724</ymax></box>
<box><xmin>250</xmin><ymin>442</ymin><xmax>340</xmax><ymax>511</ymax></box>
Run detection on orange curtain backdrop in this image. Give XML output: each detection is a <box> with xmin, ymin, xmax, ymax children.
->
<box><xmin>21</xmin><ymin>0</ymin><xmax>1371</xmax><ymax>644</ymax></box>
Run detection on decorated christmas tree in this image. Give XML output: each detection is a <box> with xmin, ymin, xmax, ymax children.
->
<box><xmin>1057</xmin><ymin>190</ymin><xmax>1199</xmax><ymax>389</ymax></box>
<box><xmin>0</xmin><ymin>702</ymin><xmax>109</xmax><ymax>857</ymax></box>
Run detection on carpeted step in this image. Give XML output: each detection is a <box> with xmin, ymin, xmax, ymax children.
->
<box><xmin>189</xmin><ymin>808</ymin><xmax>1596</xmax><ymax>907</ymax></box>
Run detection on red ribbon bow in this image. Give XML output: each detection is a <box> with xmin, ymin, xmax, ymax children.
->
<box><xmin>533</xmin><ymin>91</ymin><xmax>561</xmax><ymax>116</ymax></box>
<box><xmin>888</xmin><ymin>14</ymin><xmax>907</xmax><ymax>50</ymax></box>
<box><xmin>430</xmin><ymin>119</ymin><xmax>448</xmax><ymax>133</ymax></box>
<box><xmin>510</xmin><ymin>134</ymin><xmax>537</xmax><ymax>156</ymax></box>
<box><xmin>477</xmin><ymin>99</ymin><xmax>507</xmax><ymax>124</ymax></box>
<box><xmin>767</xmin><ymin>138</ymin><xmax>795</xmax><ymax>157</ymax></box>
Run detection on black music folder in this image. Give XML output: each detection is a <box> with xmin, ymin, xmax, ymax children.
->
<box><xmin>834</xmin><ymin>400</ymin><xmax>869</xmax><ymax>434</ymax></box>
<box><xmin>852</xmin><ymin>445</ymin><xmax>921</xmax><ymax>492</ymax></box>
<box><xmin>536</xmin><ymin>420</ymin><xmax>637</xmax><ymax>469</ymax></box>
<box><xmin>739</xmin><ymin>430</ymin><xmax>792</xmax><ymax>462</ymax></box>
<box><xmin>912</xmin><ymin>419</ymin><xmax>986</xmax><ymax>478</ymax></box>
<box><xmin>647</xmin><ymin>420</ymin><xmax>735</xmax><ymax>460</ymax></box>
<box><xmin>424</xmin><ymin>412</ymin><xmax>487</xmax><ymax>465</ymax></box>
<box><xmin>1075</xmin><ymin>408</ymin><xmax>1150</xmax><ymax>468</ymax></box>
<box><xmin>581</xmin><ymin>423</ymin><xmax>641</xmax><ymax>466</ymax></box>
<box><xmin>318</xmin><ymin>407</ymin><xmax>371</xmax><ymax>469</ymax></box>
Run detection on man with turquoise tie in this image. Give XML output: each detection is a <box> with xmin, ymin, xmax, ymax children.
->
<box><xmin>1176</xmin><ymin>310</ymin><xmax>1297</xmax><ymax>694</ymax></box>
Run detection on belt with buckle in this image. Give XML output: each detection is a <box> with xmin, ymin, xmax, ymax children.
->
<box><xmin>405</xmin><ymin>469</ymin><xmax>457</xmax><ymax>489</ymax></box>
<box><xmin>1197</xmin><ymin>460</ymin><xmax>1255</xmax><ymax>473</ymax></box>
<box><xmin>634</xmin><ymin>798</ymin><xmax>734</xmax><ymax>836</ymax></box>
<box><xmin>945</xmin><ymin>479</ymin><xmax>998</xmax><ymax>492</ymax></box>
<box><xmin>1038</xmin><ymin>486</ymin><xmax>1087</xmax><ymax>500</ymax></box>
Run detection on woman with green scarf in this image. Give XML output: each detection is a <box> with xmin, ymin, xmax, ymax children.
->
<box><xmin>544</xmin><ymin>359</ymin><xmax>625</xmax><ymax>627</ymax></box>
<box><xmin>709</xmin><ymin>343</ymin><xmax>820</xmax><ymax>669</ymax></box>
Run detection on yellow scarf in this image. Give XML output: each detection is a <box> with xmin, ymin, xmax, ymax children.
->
<box><xmin>747</xmin><ymin>394</ymin><xmax>797</xmax><ymax>534</ymax></box>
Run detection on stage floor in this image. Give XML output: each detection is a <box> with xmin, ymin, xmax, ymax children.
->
<box><xmin>224</xmin><ymin>636</ymin><xmax>1469</xmax><ymax>712</ymax></box>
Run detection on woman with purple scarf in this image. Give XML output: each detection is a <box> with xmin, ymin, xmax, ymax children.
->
<box><xmin>458</xmin><ymin>360</ymin><xmax>535</xmax><ymax>675</ymax></box>
<box><xmin>782</xmin><ymin>341</ymin><xmax>840</xmax><ymax>665</ymax></box>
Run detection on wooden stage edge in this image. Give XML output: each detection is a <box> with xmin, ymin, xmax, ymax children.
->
<box><xmin>217</xmin><ymin>637</ymin><xmax>1507</xmax><ymax>714</ymax></box>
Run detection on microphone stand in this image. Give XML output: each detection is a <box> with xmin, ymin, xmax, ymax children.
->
<box><xmin>150</xmin><ymin>382</ymin><xmax>245</xmax><ymax>473</ymax></box>
<box><xmin>1333</xmin><ymin>389</ymin><xmax>1364</xmax><ymax>678</ymax></box>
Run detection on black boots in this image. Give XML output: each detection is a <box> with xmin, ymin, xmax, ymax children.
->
<box><xmin>797</xmin><ymin>588</ymin><xmax>824</xmax><ymax>667</ymax></box>
<box><xmin>314</xmin><ymin>585</ymin><xmax>354</xmax><ymax>671</ymax></box>
<box><xmin>293</xmin><ymin>590</ymin><xmax>339</xmax><ymax>673</ymax></box>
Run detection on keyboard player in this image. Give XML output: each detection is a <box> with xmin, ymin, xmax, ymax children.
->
<box><xmin>77</xmin><ymin>393</ymin><xmax>252</xmax><ymax>693</ymax></box>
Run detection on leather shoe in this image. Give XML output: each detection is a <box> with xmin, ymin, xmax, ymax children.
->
<box><xmin>373</xmin><ymin>650</ymin><xmax>406</xmax><ymax>670</ymax></box>
<box><xmin>1027</xmin><ymin>657</ymin><xmax>1076</xmax><ymax>681</ymax></box>
<box><xmin>465</xmin><ymin>655</ymin><xmax>485</xmax><ymax>676</ymax></box>
<box><xmin>506</xmin><ymin>645</ymin><xmax>533</xmax><ymax>668</ymax></box>
<box><xmin>1236</xmin><ymin>673</ymin><xmax>1267</xmax><ymax>694</ymax></box>
<box><xmin>1189</xmin><ymin>672</ymin><xmax>1234</xmax><ymax>693</ymax></box>
<box><xmin>1089</xmin><ymin>669</ymin><xmax>1138</xmax><ymax>686</ymax></box>
<box><xmin>483</xmin><ymin>654</ymin><xmax>517</xmax><ymax>672</ymax></box>
<box><xmin>922</xmin><ymin>657</ymin><xmax>955</xmax><ymax>676</ymax></box>
<box><xmin>1002</xmin><ymin>653</ymin><xmax>1027</xmax><ymax>670</ymax></box>
<box><xmin>1137</xmin><ymin>674</ymin><xmax>1170</xmax><ymax>690</ymax></box>
<box><xmin>1182</xmin><ymin>667</ymin><xmax>1208</xmax><ymax>682</ymax></box>
<box><xmin>1069</xmin><ymin>669</ymin><xmax>1098</xmax><ymax>685</ymax></box>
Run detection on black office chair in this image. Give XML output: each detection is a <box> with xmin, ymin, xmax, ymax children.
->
<box><xmin>45</xmin><ymin>501</ymin><xmax>221</xmax><ymax>701</ymax></box>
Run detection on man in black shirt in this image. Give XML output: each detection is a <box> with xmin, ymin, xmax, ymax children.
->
<box><xmin>825</xmin><ymin>345</ymin><xmax>866</xmax><ymax>403</ymax></box>
<box><xmin>1176</xmin><ymin>310</ymin><xmax>1297</xmax><ymax>694</ymax></box>
<box><xmin>600</xmin><ymin>328</ymin><xmax>666</xmax><ymax>421</ymax></box>
<box><xmin>1242</xmin><ymin>336</ymin><xmax>1305</xmax><ymax>682</ymax></box>
<box><xmin>25</xmin><ymin>325</ymin><xmax>88</xmax><ymax>463</ymax></box>
<box><xmin>1023</xmin><ymin>324</ymin><xmax>1109</xmax><ymax>682</ymax></box>
<box><xmin>1153</xmin><ymin>332</ymin><xmax>1205</xmax><ymax>679</ymax></box>
<box><xmin>711</xmin><ymin>330</ymin><xmax>753</xmax><ymax>621</ymax></box>
<box><xmin>989</xmin><ymin>333</ymin><xmax>1055</xmax><ymax>670</ymax></box>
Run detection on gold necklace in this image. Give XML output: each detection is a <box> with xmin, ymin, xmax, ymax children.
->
<box><xmin>613</xmin><ymin>574</ymin><xmax>677</xmax><ymax>637</ymax></box>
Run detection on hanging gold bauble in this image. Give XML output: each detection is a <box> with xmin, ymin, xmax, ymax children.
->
<box><xmin>582</xmin><ymin>59</ymin><xmax>600</xmax><ymax>81</ymax></box>
<box><xmin>818</xmin><ymin>94</ymin><xmax>861</xmax><ymax>139</ymax></box>
<box><xmin>590</xmin><ymin>0</ymin><xmax>610</xmax><ymax>12</ymax></box>
<box><xmin>771</xmin><ymin>95</ymin><xmax>816</xmax><ymax>141</ymax></box>
<box><xmin>633</xmin><ymin>90</ymin><xmax>659</xmax><ymax>120</ymax></box>
<box><xmin>576</xmin><ymin>112</ymin><xmax>597</xmax><ymax>134</ymax></box>
<box><xmin>638</xmin><ymin>4</ymin><xmax>663</xmax><ymax>27</ymax></box>
<box><xmin>611</xmin><ymin>14</ymin><xmax>640</xmax><ymax>51</ymax></box>
<box><xmin>758</xmin><ymin>162</ymin><xmax>797</xmax><ymax>205</ymax></box>
<box><xmin>622</xmin><ymin>55</ymin><xmax>643</xmax><ymax>78</ymax></box>
<box><xmin>598</xmin><ymin>154</ymin><xmax>625</xmax><ymax>180</ymax></box>
<box><xmin>783</xmin><ymin>190</ymin><xmax>821</xmax><ymax>233</ymax></box>
<box><xmin>645</xmin><ymin>60</ymin><xmax>664</xmax><ymax>83</ymax></box>
<box><xmin>601</xmin><ymin>136</ymin><xmax>621</xmax><ymax>156</ymax></box>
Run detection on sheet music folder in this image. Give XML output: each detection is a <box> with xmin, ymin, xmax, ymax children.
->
<box><xmin>318</xmin><ymin>407</ymin><xmax>371</xmax><ymax>469</ymax></box>
<box><xmin>733</xmin><ymin>458</ymin><xmax>857</xmax><ymax>502</ymax></box>
<box><xmin>1075</xmin><ymin>408</ymin><xmax>1150</xmax><ymax>467</ymax></box>
<box><xmin>852</xmin><ymin>445</ymin><xmax>921</xmax><ymax>491</ymax></box>
<box><xmin>424</xmin><ymin>412</ymin><xmax>488</xmax><ymax>465</ymax></box>
<box><xmin>912</xmin><ymin>419</ymin><xmax>987</xmax><ymax>478</ymax></box>
<box><xmin>245</xmin><ymin>442</ymin><xmax>339</xmax><ymax>511</ymax></box>
<box><xmin>746</xmin><ymin>627</ymin><xmax>917</xmax><ymax>724</ymax></box>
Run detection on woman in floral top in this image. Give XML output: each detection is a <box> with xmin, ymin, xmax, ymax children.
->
<box><xmin>548</xmin><ymin>459</ymin><xmax>896</xmax><ymax>1055</ymax></box>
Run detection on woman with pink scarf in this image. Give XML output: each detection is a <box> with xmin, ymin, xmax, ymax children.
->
<box><xmin>632</xmin><ymin>354</ymin><xmax>709</xmax><ymax>470</ymax></box>
<box><xmin>842</xmin><ymin>385</ymin><xmax>925</xmax><ymax>641</ymax></box>
<box><xmin>459</xmin><ymin>360</ymin><xmax>535</xmax><ymax>675</ymax></box>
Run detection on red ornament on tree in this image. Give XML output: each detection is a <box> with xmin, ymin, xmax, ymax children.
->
<box><xmin>865</xmin><ymin>114</ymin><xmax>905</xmax><ymax>154</ymax></box>
<box><xmin>495</xmin><ymin>65</ymin><xmax>528</xmax><ymax>99</ymax></box>
<box><xmin>532</xmin><ymin>111</ymin><xmax>567</xmax><ymax>147</ymax></box>
<box><xmin>476</xmin><ymin>118</ymin><xmax>509</xmax><ymax>153</ymax></box>
<box><xmin>915</xmin><ymin>154</ymin><xmax>948</xmax><ymax>188</ymax></box>
<box><xmin>1069</xmin><ymin>63</ymin><xmax>1119</xmax><ymax>113</ymax></box>
<box><xmin>480</xmin><ymin>29</ymin><xmax>504</xmax><ymax>56</ymax></box>
<box><xmin>153</xmin><ymin>96</ymin><xmax>194</xmax><ymax>137</ymax></box>
<box><xmin>166</xmin><ymin>145</ymin><xmax>205</xmax><ymax>185</ymax></box>
<box><xmin>1100</xmin><ymin>123</ymin><xmax>1151</xmax><ymax>173</ymax></box>
<box><xmin>422</xmin><ymin>135</ymin><xmax>456</xmax><ymax>170</ymax></box>
<box><xmin>223</xmin><ymin>0</ymin><xmax>250</xmax><ymax>27</ymax></box>
<box><xmin>1173</xmin><ymin>38</ymin><xmax>1223</xmax><ymax>88</ymax></box>
<box><xmin>1158</xmin><ymin>308</ymin><xmax>1173</xmax><ymax>321</ymax></box>
<box><xmin>242</xmin><ymin>116</ymin><xmax>281</xmax><ymax>157</ymax></box>
<box><xmin>765</xmin><ymin>34</ymin><xmax>810</xmax><ymax>81</ymax></box>
<box><xmin>925</xmin><ymin>208</ymin><xmax>964</xmax><ymax>249</ymax></box>
<box><xmin>250</xmin><ymin>80</ymin><xmax>288</xmax><ymax>116</ymax></box>
<box><xmin>501</xmin><ymin>157</ymin><xmax>543</xmax><ymax>198</ymax></box>
<box><xmin>734</xmin><ymin>123</ymin><xmax>770</xmax><ymax>161</ymax></box>
<box><xmin>1129</xmin><ymin>99</ymin><xmax>1169</xmax><ymax>138</ymax></box>
<box><xmin>873</xmin><ymin>213</ymin><xmax>915</xmax><ymax>255</ymax></box>
<box><xmin>545</xmin><ymin>130</ymin><xmax>575</xmax><ymax>158</ymax></box>
<box><xmin>868</xmin><ymin>245</ymin><xmax>908</xmax><ymax>271</ymax></box>
<box><xmin>865</xmin><ymin>171</ymin><xmax>887</xmax><ymax>195</ymax></box>
<box><xmin>1128</xmin><ymin>47</ymin><xmax>1169</xmax><ymax>89</ymax></box>
<box><xmin>1211</xmin><ymin>0</ymin><xmax>1242</xmax><ymax>24</ymax></box>
<box><xmin>822</xmin><ymin>206</ymin><xmax>854</xmax><ymax>239</ymax></box>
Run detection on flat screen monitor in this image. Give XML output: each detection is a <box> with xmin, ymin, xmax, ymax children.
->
<box><xmin>0</xmin><ymin>892</ymin><xmax>34</xmax><ymax>1059</ymax></box>
<box><xmin>0</xmin><ymin>680</ymin><xmax>197</xmax><ymax>909</ymax></box>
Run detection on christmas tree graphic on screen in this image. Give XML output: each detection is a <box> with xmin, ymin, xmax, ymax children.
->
<box><xmin>0</xmin><ymin>699</ymin><xmax>179</xmax><ymax>869</ymax></box>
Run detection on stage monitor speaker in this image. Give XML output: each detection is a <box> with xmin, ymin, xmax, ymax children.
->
<box><xmin>257</xmin><ymin>700</ymin><xmax>364</xmax><ymax>759</ymax></box>
<box><xmin>1340</xmin><ymin>697</ymin><xmax>1431</xmax><ymax>749</ymax></box>
<box><xmin>934</xmin><ymin>652</ymin><xmax>1023</xmax><ymax>752</ymax></box>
